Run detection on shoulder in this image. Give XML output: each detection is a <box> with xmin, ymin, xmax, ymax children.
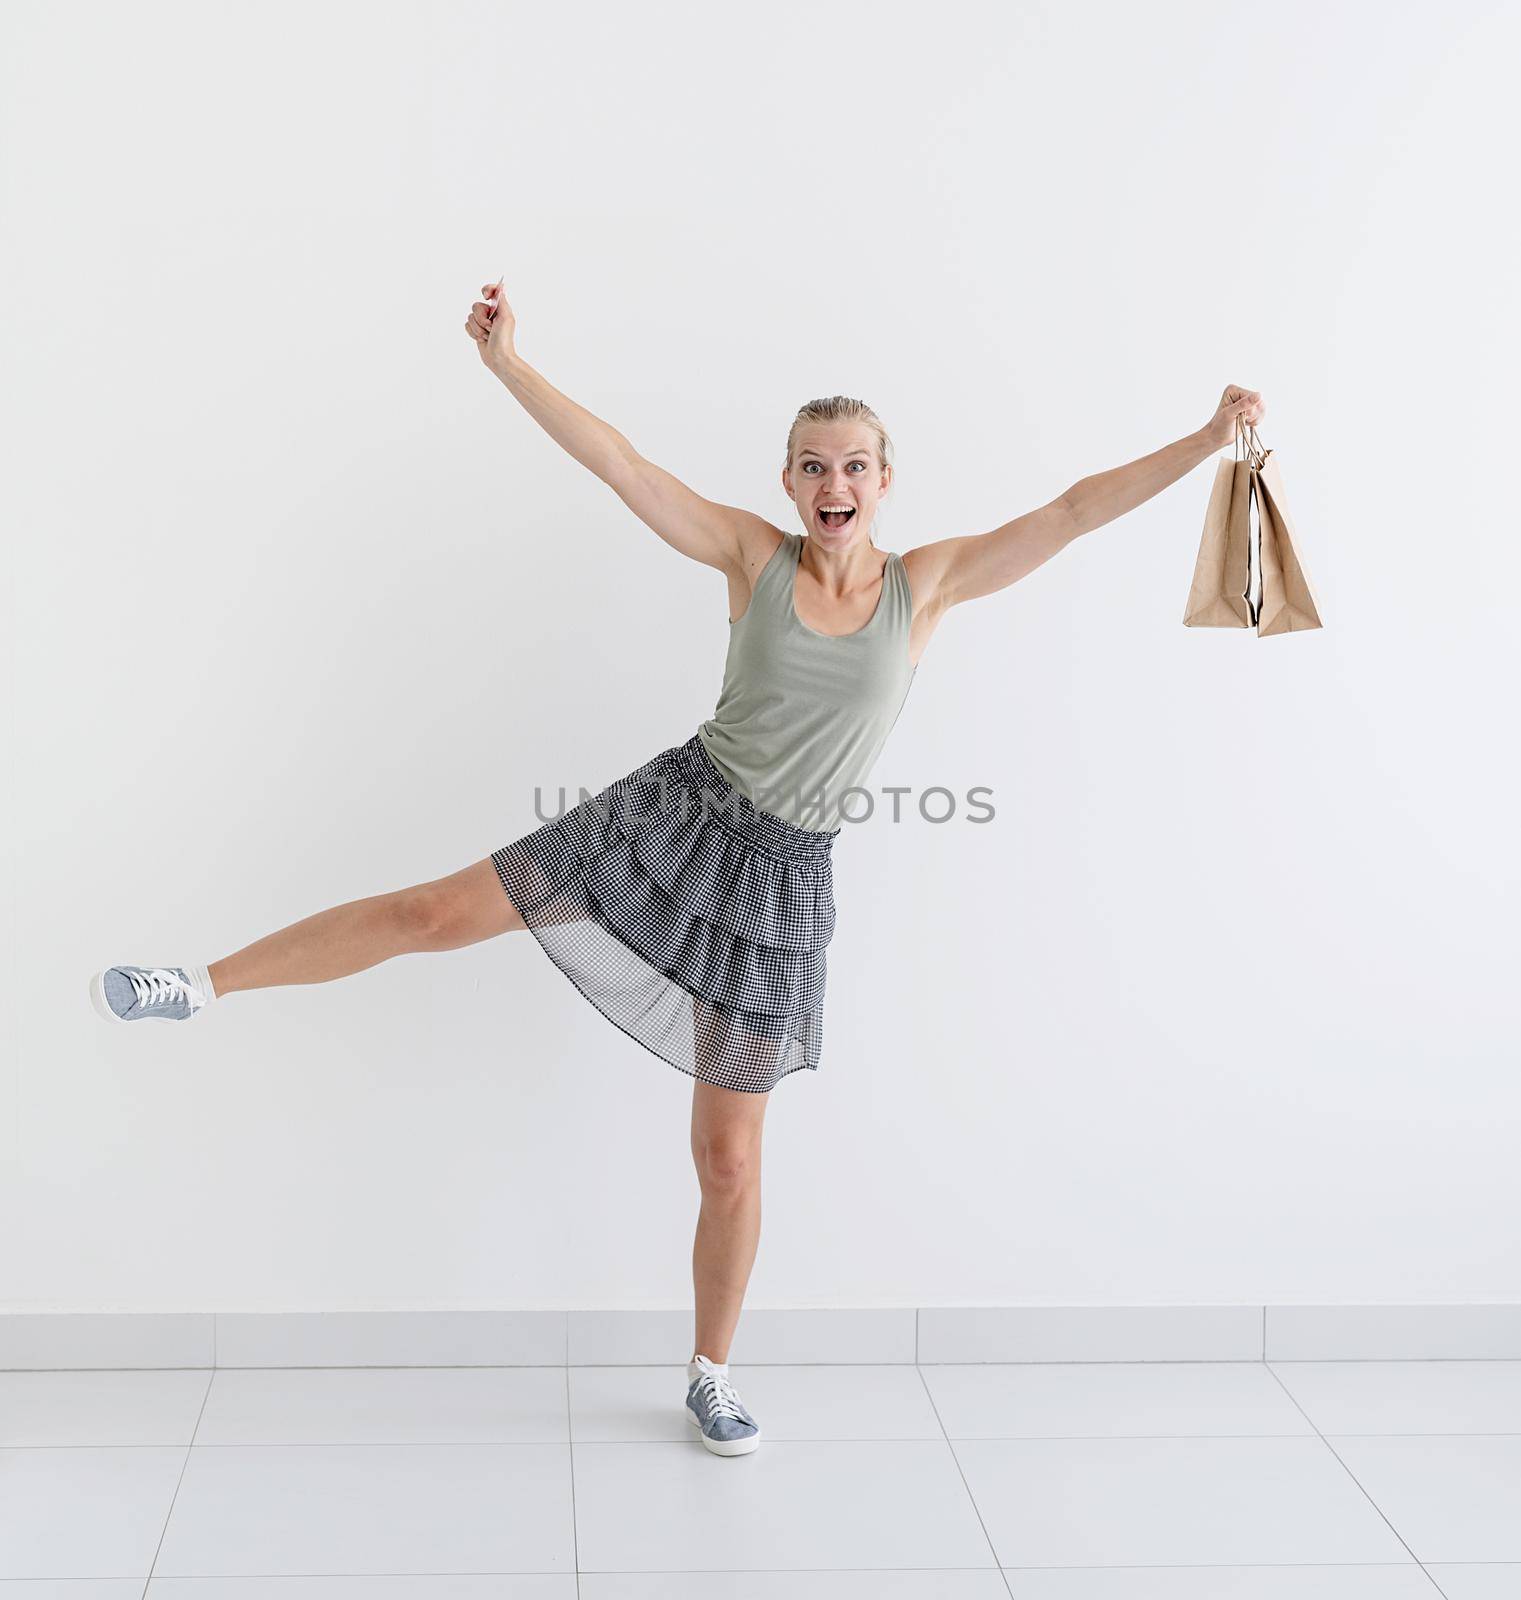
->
<box><xmin>722</xmin><ymin>523</ymin><xmax>791</xmax><ymax>625</ymax></box>
<box><xmin>734</xmin><ymin>523</ymin><xmax>790</xmax><ymax>582</ymax></box>
<box><xmin>898</xmin><ymin>541</ymin><xmax>956</xmax><ymax>624</ymax></box>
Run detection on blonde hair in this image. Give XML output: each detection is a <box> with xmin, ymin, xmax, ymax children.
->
<box><xmin>784</xmin><ymin>396</ymin><xmax>894</xmax><ymax>476</ymax></box>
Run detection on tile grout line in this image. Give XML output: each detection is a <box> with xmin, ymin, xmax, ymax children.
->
<box><xmin>12</xmin><ymin>1426</ymin><xmax>1521</xmax><ymax>1451</ymax></box>
<box><xmin>12</xmin><ymin>1354</ymin><xmax>1521</xmax><ymax>1371</ymax></box>
<box><xmin>1261</xmin><ymin>1360</ymin><xmax>1452</xmax><ymax>1599</ymax></box>
<box><xmin>565</xmin><ymin>1313</ymin><xmax>581</xmax><ymax>1595</ymax></box>
<box><xmin>141</xmin><ymin>1363</ymin><xmax>215</xmax><ymax>1593</ymax></box>
<box><xmin>566</xmin><ymin>1359</ymin><xmax>581</xmax><ymax>1597</ymax></box>
<box><xmin>914</xmin><ymin>1362</ymin><xmax>1016</xmax><ymax>1599</ymax></box>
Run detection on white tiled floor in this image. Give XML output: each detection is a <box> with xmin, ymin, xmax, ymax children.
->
<box><xmin>1</xmin><ymin>1360</ymin><xmax>1516</xmax><ymax>1597</ymax></box>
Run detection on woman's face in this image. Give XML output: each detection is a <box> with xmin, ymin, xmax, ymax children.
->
<box><xmin>783</xmin><ymin>421</ymin><xmax>892</xmax><ymax>550</ymax></box>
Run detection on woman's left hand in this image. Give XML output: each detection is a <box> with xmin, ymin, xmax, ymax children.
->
<box><xmin>1204</xmin><ymin>384</ymin><xmax>1266</xmax><ymax>449</ymax></box>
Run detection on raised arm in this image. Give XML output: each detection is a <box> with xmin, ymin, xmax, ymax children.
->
<box><xmin>914</xmin><ymin>384</ymin><xmax>1265</xmax><ymax>611</ymax></box>
<box><xmin>464</xmin><ymin>279</ymin><xmax>763</xmax><ymax>577</ymax></box>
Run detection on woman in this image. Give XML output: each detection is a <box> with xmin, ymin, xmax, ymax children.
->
<box><xmin>90</xmin><ymin>274</ymin><xmax>1265</xmax><ymax>1457</ymax></box>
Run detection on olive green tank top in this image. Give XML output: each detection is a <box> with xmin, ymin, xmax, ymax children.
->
<box><xmin>697</xmin><ymin>531</ymin><xmax>918</xmax><ymax>831</ymax></box>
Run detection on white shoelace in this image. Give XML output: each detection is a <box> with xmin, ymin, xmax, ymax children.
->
<box><xmin>129</xmin><ymin>967</ymin><xmax>207</xmax><ymax>1010</ymax></box>
<box><xmin>694</xmin><ymin>1366</ymin><xmax>747</xmax><ymax>1422</ymax></box>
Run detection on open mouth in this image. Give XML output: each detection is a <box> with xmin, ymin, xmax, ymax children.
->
<box><xmin>818</xmin><ymin>505</ymin><xmax>856</xmax><ymax>530</ymax></box>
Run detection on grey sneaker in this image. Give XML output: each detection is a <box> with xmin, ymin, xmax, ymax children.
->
<box><xmin>90</xmin><ymin>965</ymin><xmax>210</xmax><ymax>1023</ymax></box>
<box><xmin>685</xmin><ymin>1354</ymin><xmax>760</xmax><ymax>1456</ymax></box>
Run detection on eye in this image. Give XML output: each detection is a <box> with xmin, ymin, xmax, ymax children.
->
<box><xmin>847</xmin><ymin>461</ymin><xmax>865</xmax><ymax>471</ymax></box>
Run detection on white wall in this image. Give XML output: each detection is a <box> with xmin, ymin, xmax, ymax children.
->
<box><xmin>5</xmin><ymin>0</ymin><xmax>1518</xmax><ymax>1313</ymax></box>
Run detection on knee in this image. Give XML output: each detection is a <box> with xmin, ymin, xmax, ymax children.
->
<box><xmin>696</xmin><ymin>1142</ymin><xmax>757</xmax><ymax>1197</ymax></box>
<box><xmin>393</xmin><ymin>885</ymin><xmax>455</xmax><ymax>947</ymax></box>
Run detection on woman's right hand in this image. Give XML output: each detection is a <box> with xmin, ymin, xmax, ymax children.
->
<box><xmin>1203</xmin><ymin>383</ymin><xmax>1265</xmax><ymax>449</ymax></box>
<box><xmin>464</xmin><ymin>277</ymin><xmax>517</xmax><ymax>372</ymax></box>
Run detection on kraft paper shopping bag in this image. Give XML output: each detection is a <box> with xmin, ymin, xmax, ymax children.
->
<box><xmin>1183</xmin><ymin>455</ymin><xmax>1254</xmax><ymax>627</ymax></box>
<box><xmin>1254</xmin><ymin>448</ymin><xmax>1324</xmax><ymax>636</ymax></box>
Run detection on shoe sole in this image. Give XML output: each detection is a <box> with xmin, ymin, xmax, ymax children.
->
<box><xmin>686</xmin><ymin>1404</ymin><xmax>760</xmax><ymax>1455</ymax></box>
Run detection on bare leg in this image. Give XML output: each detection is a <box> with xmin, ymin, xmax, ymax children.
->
<box><xmin>209</xmin><ymin>856</ymin><xmax>524</xmax><ymax>997</ymax></box>
<box><xmin>689</xmin><ymin>1076</ymin><xmax>770</xmax><ymax>1364</ymax></box>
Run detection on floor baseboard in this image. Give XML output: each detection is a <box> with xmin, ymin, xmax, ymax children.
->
<box><xmin>3</xmin><ymin>1304</ymin><xmax>1519</xmax><ymax>1369</ymax></box>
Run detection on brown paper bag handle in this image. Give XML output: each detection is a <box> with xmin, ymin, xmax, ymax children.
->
<box><xmin>1235</xmin><ymin>414</ymin><xmax>1267</xmax><ymax>469</ymax></box>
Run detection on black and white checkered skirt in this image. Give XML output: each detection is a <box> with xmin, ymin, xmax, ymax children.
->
<box><xmin>490</xmin><ymin>731</ymin><xmax>840</xmax><ymax>1094</ymax></box>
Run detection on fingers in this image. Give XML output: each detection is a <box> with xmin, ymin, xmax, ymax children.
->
<box><xmin>465</xmin><ymin>272</ymin><xmax>512</xmax><ymax>352</ymax></box>
<box><xmin>1212</xmin><ymin>386</ymin><xmax>1265</xmax><ymax>440</ymax></box>
<box><xmin>463</xmin><ymin>296</ymin><xmax>497</xmax><ymax>342</ymax></box>
<box><xmin>1230</xmin><ymin>397</ymin><xmax>1266</xmax><ymax>431</ymax></box>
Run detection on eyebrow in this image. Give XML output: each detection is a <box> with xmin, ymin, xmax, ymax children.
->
<box><xmin>798</xmin><ymin>449</ymin><xmax>870</xmax><ymax>460</ymax></box>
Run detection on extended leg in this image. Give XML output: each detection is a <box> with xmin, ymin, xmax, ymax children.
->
<box><xmin>209</xmin><ymin>855</ymin><xmax>524</xmax><ymax>997</ymax></box>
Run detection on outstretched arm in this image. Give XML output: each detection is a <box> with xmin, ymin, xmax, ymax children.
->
<box><xmin>916</xmin><ymin>385</ymin><xmax>1265</xmax><ymax>611</ymax></box>
<box><xmin>464</xmin><ymin>279</ymin><xmax>762</xmax><ymax>577</ymax></box>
